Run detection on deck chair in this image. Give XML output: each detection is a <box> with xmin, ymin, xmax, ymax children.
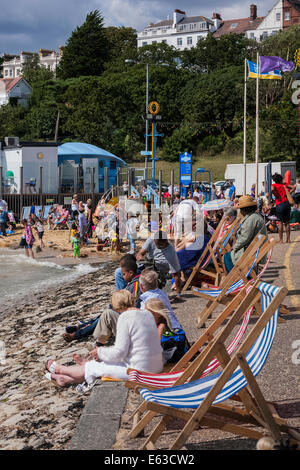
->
<box><xmin>129</xmin><ymin>282</ymin><xmax>300</xmax><ymax>450</ymax></box>
<box><xmin>183</xmin><ymin>214</ymin><xmax>242</xmax><ymax>288</ymax></box>
<box><xmin>126</xmin><ymin>282</ymin><xmax>256</xmax><ymax>430</ymax></box>
<box><xmin>193</xmin><ymin>234</ymin><xmax>277</xmax><ymax>328</ymax></box>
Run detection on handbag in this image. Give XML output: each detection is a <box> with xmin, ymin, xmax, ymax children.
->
<box><xmin>284</xmin><ymin>186</ymin><xmax>295</xmax><ymax>206</ymax></box>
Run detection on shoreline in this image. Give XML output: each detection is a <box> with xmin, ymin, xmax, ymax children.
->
<box><xmin>0</xmin><ymin>256</ymin><xmax>120</xmax><ymax>450</ymax></box>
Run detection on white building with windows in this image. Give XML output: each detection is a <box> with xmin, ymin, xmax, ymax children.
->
<box><xmin>2</xmin><ymin>47</ymin><xmax>64</xmax><ymax>79</ymax></box>
<box><xmin>137</xmin><ymin>9</ymin><xmax>219</xmax><ymax>50</ymax></box>
<box><xmin>246</xmin><ymin>1</ymin><xmax>283</xmax><ymax>41</ymax></box>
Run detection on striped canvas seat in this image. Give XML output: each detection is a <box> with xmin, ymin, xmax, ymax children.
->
<box><xmin>127</xmin><ymin>289</ymin><xmax>254</xmax><ymax>389</ymax></box>
<box><xmin>192</xmin><ymin>241</ymin><xmax>274</xmax><ymax>299</ymax></box>
<box><xmin>140</xmin><ymin>282</ymin><xmax>279</xmax><ymax>409</ymax></box>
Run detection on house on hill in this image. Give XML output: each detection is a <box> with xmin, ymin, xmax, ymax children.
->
<box><xmin>0</xmin><ymin>77</ymin><xmax>32</xmax><ymax>107</ymax></box>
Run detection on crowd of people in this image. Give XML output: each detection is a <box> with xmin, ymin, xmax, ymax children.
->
<box><xmin>42</xmin><ymin>171</ymin><xmax>300</xmax><ymax>391</ymax></box>
<box><xmin>0</xmin><ymin>172</ymin><xmax>298</xmax><ymax>391</ymax></box>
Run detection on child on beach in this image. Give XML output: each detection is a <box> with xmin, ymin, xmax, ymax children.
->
<box><xmin>34</xmin><ymin>216</ymin><xmax>45</xmax><ymax>249</ymax></box>
<box><xmin>22</xmin><ymin>219</ymin><xmax>35</xmax><ymax>259</ymax></box>
<box><xmin>72</xmin><ymin>232</ymin><xmax>81</xmax><ymax>258</ymax></box>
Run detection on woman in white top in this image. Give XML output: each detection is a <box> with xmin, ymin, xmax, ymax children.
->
<box><xmin>45</xmin><ymin>290</ymin><xmax>163</xmax><ymax>387</ymax></box>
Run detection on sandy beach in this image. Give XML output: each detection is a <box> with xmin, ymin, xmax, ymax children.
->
<box><xmin>0</xmin><ymin>225</ymin><xmax>122</xmax><ymax>450</ymax></box>
<box><xmin>0</xmin><ymin>226</ymin><xmax>299</xmax><ymax>451</ymax></box>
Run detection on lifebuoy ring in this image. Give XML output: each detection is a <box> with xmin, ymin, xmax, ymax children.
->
<box><xmin>148</xmin><ymin>101</ymin><xmax>160</xmax><ymax>115</ymax></box>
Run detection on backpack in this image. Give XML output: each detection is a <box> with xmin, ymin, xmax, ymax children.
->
<box><xmin>160</xmin><ymin>328</ymin><xmax>190</xmax><ymax>363</ymax></box>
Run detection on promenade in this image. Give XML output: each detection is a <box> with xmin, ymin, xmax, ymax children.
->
<box><xmin>69</xmin><ymin>230</ymin><xmax>300</xmax><ymax>451</ymax></box>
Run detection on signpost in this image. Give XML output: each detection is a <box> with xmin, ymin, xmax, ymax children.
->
<box><xmin>146</xmin><ymin>101</ymin><xmax>164</xmax><ymax>190</ymax></box>
<box><xmin>179</xmin><ymin>152</ymin><xmax>193</xmax><ymax>198</ymax></box>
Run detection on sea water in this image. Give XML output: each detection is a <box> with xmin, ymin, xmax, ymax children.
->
<box><xmin>0</xmin><ymin>248</ymin><xmax>99</xmax><ymax>305</ymax></box>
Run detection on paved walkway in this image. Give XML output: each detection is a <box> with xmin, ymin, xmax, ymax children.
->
<box><xmin>68</xmin><ymin>230</ymin><xmax>300</xmax><ymax>451</ymax></box>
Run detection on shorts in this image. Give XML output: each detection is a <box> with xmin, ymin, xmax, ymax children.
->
<box><xmin>24</xmin><ymin>243</ymin><xmax>33</xmax><ymax>249</ymax></box>
<box><xmin>275</xmin><ymin>201</ymin><xmax>291</xmax><ymax>224</ymax></box>
<box><xmin>38</xmin><ymin>231</ymin><xmax>44</xmax><ymax>239</ymax></box>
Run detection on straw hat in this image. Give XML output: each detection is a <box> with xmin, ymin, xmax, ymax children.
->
<box><xmin>238</xmin><ymin>195</ymin><xmax>257</xmax><ymax>209</ymax></box>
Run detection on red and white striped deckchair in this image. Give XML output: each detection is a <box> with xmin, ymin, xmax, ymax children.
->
<box><xmin>128</xmin><ymin>282</ymin><xmax>300</xmax><ymax>450</ymax></box>
<box><xmin>126</xmin><ymin>282</ymin><xmax>257</xmax><ymax>431</ymax></box>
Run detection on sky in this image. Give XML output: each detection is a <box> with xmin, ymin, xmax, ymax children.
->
<box><xmin>0</xmin><ymin>0</ymin><xmax>278</xmax><ymax>54</ymax></box>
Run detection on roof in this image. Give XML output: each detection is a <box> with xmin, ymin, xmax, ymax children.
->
<box><xmin>213</xmin><ymin>16</ymin><xmax>264</xmax><ymax>37</ymax></box>
<box><xmin>58</xmin><ymin>142</ymin><xmax>126</xmax><ymax>166</ymax></box>
<box><xmin>146</xmin><ymin>15</ymin><xmax>213</xmax><ymax>29</ymax></box>
<box><xmin>0</xmin><ymin>77</ymin><xmax>30</xmax><ymax>93</ymax></box>
<box><xmin>180</xmin><ymin>16</ymin><xmax>214</xmax><ymax>26</ymax></box>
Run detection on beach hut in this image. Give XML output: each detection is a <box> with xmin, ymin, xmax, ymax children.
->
<box><xmin>58</xmin><ymin>142</ymin><xmax>127</xmax><ymax>193</ymax></box>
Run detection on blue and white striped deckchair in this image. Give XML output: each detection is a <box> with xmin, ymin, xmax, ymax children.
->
<box><xmin>183</xmin><ymin>215</ymin><xmax>242</xmax><ymax>290</ymax></box>
<box><xmin>135</xmin><ymin>282</ymin><xmax>291</xmax><ymax>450</ymax></box>
<box><xmin>193</xmin><ymin>235</ymin><xmax>277</xmax><ymax>328</ymax></box>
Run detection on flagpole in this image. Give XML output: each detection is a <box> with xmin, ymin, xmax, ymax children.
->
<box><xmin>243</xmin><ymin>58</ymin><xmax>247</xmax><ymax>195</ymax></box>
<box><xmin>255</xmin><ymin>53</ymin><xmax>259</xmax><ymax>199</ymax></box>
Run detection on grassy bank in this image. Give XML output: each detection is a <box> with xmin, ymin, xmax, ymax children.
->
<box><xmin>129</xmin><ymin>154</ymin><xmax>243</xmax><ymax>184</ymax></box>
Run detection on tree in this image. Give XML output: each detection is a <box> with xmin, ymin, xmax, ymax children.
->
<box><xmin>21</xmin><ymin>55</ymin><xmax>54</xmax><ymax>86</ymax></box>
<box><xmin>57</xmin><ymin>10</ymin><xmax>109</xmax><ymax>79</ymax></box>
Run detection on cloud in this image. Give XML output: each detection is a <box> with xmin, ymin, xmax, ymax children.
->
<box><xmin>0</xmin><ymin>0</ymin><xmax>278</xmax><ymax>54</ymax></box>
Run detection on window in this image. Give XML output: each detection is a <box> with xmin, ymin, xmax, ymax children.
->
<box><xmin>276</xmin><ymin>12</ymin><xmax>281</xmax><ymax>21</ymax></box>
<box><xmin>16</xmin><ymin>69</ymin><xmax>21</xmax><ymax>76</ymax></box>
<box><xmin>142</xmin><ymin>41</ymin><xmax>148</xmax><ymax>46</ymax></box>
<box><xmin>230</xmin><ymin>23</ymin><xmax>238</xmax><ymax>29</ymax></box>
<box><xmin>110</xmin><ymin>161</ymin><xmax>116</xmax><ymax>170</ymax></box>
<box><xmin>9</xmin><ymin>69</ymin><xmax>13</xmax><ymax>77</ymax></box>
<box><xmin>4</xmin><ymin>69</ymin><xmax>9</xmax><ymax>77</ymax></box>
<box><xmin>177</xmin><ymin>38</ymin><xmax>183</xmax><ymax>46</ymax></box>
<box><xmin>162</xmin><ymin>39</ymin><xmax>167</xmax><ymax>44</ymax></box>
<box><xmin>187</xmin><ymin>36</ymin><xmax>193</xmax><ymax>45</ymax></box>
<box><xmin>262</xmin><ymin>31</ymin><xmax>268</xmax><ymax>39</ymax></box>
<box><xmin>285</xmin><ymin>10</ymin><xmax>290</xmax><ymax>21</ymax></box>
<box><xmin>250</xmin><ymin>32</ymin><xmax>255</xmax><ymax>38</ymax></box>
<box><xmin>152</xmin><ymin>40</ymin><xmax>157</xmax><ymax>44</ymax></box>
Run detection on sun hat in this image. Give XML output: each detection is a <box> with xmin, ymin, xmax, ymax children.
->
<box><xmin>238</xmin><ymin>195</ymin><xmax>257</xmax><ymax>209</ymax></box>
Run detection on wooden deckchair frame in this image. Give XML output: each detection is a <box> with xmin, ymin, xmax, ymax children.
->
<box><xmin>130</xmin><ymin>284</ymin><xmax>300</xmax><ymax>450</ymax></box>
<box><xmin>183</xmin><ymin>214</ymin><xmax>242</xmax><ymax>288</ymax></box>
<box><xmin>194</xmin><ymin>235</ymin><xmax>278</xmax><ymax>329</ymax></box>
<box><xmin>126</xmin><ymin>281</ymin><xmax>258</xmax><ymax>434</ymax></box>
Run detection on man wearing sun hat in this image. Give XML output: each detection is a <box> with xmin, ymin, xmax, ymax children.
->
<box><xmin>223</xmin><ymin>195</ymin><xmax>267</xmax><ymax>273</ymax></box>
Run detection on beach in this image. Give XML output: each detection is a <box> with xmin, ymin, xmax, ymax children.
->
<box><xmin>0</xmin><ymin>226</ymin><xmax>299</xmax><ymax>450</ymax></box>
<box><xmin>0</xmin><ymin>225</ymin><xmax>121</xmax><ymax>450</ymax></box>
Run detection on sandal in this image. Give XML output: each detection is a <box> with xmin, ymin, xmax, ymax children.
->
<box><xmin>45</xmin><ymin>359</ymin><xmax>57</xmax><ymax>374</ymax></box>
<box><xmin>44</xmin><ymin>372</ymin><xmax>61</xmax><ymax>387</ymax></box>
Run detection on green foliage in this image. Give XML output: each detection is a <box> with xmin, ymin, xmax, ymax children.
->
<box><xmin>21</xmin><ymin>55</ymin><xmax>54</xmax><ymax>86</ymax></box>
<box><xmin>57</xmin><ymin>10</ymin><xmax>109</xmax><ymax>79</ymax></box>
<box><xmin>1</xmin><ymin>23</ymin><xmax>300</xmax><ymax>166</ymax></box>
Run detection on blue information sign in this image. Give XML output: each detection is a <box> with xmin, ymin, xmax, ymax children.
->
<box><xmin>179</xmin><ymin>152</ymin><xmax>192</xmax><ymax>197</ymax></box>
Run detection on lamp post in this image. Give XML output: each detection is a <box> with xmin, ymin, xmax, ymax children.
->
<box><xmin>125</xmin><ymin>60</ymin><xmax>169</xmax><ymax>181</ymax></box>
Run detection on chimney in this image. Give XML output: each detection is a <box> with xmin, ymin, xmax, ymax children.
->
<box><xmin>173</xmin><ymin>9</ymin><xmax>186</xmax><ymax>27</ymax></box>
<box><xmin>250</xmin><ymin>4</ymin><xmax>257</xmax><ymax>21</ymax></box>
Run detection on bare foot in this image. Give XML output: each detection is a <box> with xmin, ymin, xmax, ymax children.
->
<box><xmin>72</xmin><ymin>353</ymin><xmax>89</xmax><ymax>365</ymax></box>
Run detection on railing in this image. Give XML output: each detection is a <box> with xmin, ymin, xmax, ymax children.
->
<box><xmin>2</xmin><ymin>193</ymin><xmax>105</xmax><ymax>221</ymax></box>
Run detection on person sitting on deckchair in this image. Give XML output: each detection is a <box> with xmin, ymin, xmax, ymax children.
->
<box><xmin>138</xmin><ymin>269</ymin><xmax>182</xmax><ymax>332</ymax></box>
<box><xmin>136</xmin><ymin>230</ymin><xmax>183</xmax><ymax>302</ymax></box>
<box><xmin>223</xmin><ymin>195</ymin><xmax>267</xmax><ymax>274</ymax></box>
